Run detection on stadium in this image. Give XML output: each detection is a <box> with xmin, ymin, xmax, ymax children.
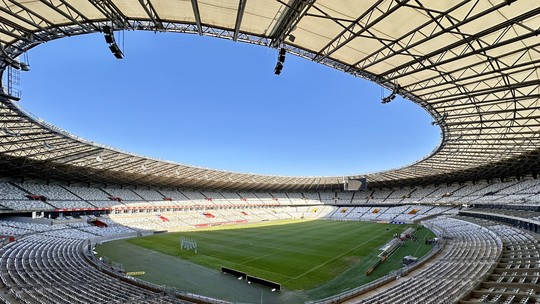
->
<box><xmin>0</xmin><ymin>0</ymin><xmax>538</xmax><ymax>303</ymax></box>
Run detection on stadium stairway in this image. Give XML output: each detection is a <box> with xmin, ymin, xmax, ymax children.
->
<box><xmin>0</xmin><ymin>230</ymin><xmax>193</xmax><ymax>304</ymax></box>
<box><xmin>342</xmin><ymin>217</ymin><xmax>503</xmax><ymax>304</ymax></box>
<box><xmin>458</xmin><ymin>225</ymin><xmax>540</xmax><ymax>303</ymax></box>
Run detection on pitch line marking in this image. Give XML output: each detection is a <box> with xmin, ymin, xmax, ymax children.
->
<box><xmin>285</xmin><ymin>226</ymin><xmax>402</xmax><ymax>283</ymax></box>
<box><xmin>239</xmin><ymin>248</ymin><xmax>284</xmax><ymax>265</ymax></box>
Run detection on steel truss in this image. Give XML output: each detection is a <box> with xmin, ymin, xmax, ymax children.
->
<box><xmin>0</xmin><ymin>0</ymin><xmax>537</xmax><ymax>190</ymax></box>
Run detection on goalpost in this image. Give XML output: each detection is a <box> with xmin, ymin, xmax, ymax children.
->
<box><xmin>179</xmin><ymin>236</ymin><xmax>197</xmax><ymax>254</ymax></box>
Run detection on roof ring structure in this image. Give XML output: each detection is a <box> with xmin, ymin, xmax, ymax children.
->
<box><xmin>0</xmin><ymin>0</ymin><xmax>538</xmax><ymax>190</ymax></box>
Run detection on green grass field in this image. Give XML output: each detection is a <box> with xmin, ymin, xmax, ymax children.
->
<box><xmin>96</xmin><ymin>219</ymin><xmax>435</xmax><ymax>303</ymax></box>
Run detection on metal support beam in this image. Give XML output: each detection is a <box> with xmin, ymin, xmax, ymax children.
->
<box><xmin>57</xmin><ymin>0</ymin><xmax>101</xmax><ymax>31</ymax></box>
<box><xmin>381</xmin><ymin>7</ymin><xmax>540</xmax><ymax>79</ymax></box>
<box><xmin>270</xmin><ymin>0</ymin><xmax>316</xmax><ymax>48</ymax></box>
<box><xmin>190</xmin><ymin>0</ymin><xmax>203</xmax><ymax>35</ymax></box>
<box><xmin>138</xmin><ymin>0</ymin><xmax>163</xmax><ymax>29</ymax></box>
<box><xmin>48</xmin><ymin>147</ymin><xmax>105</xmax><ymax>164</ymax></box>
<box><xmin>429</xmin><ymin>80</ymin><xmax>540</xmax><ymax>105</ymax></box>
<box><xmin>408</xmin><ymin>55</ymin><xmax>540</xmax><ymax>95</ymax></box>
<box><xmin>352</xmin><ymin>0</ymin><xmax>477</xmax><ymax>71</ymax></box>
<box><xmin>233</xmin><ymin>0</ymin><xmax>248</xmax><ymax>41</ymax></box>
<box><xmin>87</xmin><ymin>0</ymin><xmax>130</xmax><ymax>29</ymax></box>
<box><xmin>5</xmin><ymin>0</ymin><xmax>70</xmax><ymax>37</ymax></box>
<box><xmin>0</xmin><ymin>15</ymin><xmax>42</xmax><ymax>43</ymax></box>
<box><xmin>314</xmin><ymin>0</ymin><xmax>408</xmax><ymax>62</ymax></box>
<box><xmin>37</xmin><ymin>0</ymin><xmax>94</xmax><ymax>32</ymax></box>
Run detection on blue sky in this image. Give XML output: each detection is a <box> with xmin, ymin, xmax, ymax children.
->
<box><xmin>17</xmin><ymin>31</ymin><xmax>440</xmax><ymax>176</ymax></box>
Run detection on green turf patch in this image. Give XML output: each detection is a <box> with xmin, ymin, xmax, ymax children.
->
<box><xmin>96</xmin><ymin>219</ymin><xmax>436</xmax><ymax>302</ymax></box>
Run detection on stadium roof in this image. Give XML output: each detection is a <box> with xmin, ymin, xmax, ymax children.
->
<box><xmin>0</xmin><ymin>0</ymin><xmax>539</xmax><ymax>190</ymax></box>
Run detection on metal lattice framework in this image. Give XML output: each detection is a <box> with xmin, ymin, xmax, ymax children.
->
<box><xmin>0</xmin><ymin>0</ymin><xmax>539</xmax><ymax>190</ymax></box>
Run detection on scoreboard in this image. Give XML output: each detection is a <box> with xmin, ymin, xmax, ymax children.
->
<box><xmin>344</xmin><ymin>178</ymin><xmax>367</xmax><ymax>191</ymax></box>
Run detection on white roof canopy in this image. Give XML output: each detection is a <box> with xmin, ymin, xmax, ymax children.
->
<box><xmin>0</xmin><ymin>0</ymin><xmax>538</xmax><ymax>190</ymax></box>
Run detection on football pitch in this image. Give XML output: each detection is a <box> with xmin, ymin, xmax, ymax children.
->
<box><xmin>96</xmin><ymin>219</ymin><xmax>436</xmax><ymax>303</ymax></box>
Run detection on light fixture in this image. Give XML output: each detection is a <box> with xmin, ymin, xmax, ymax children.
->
<box><xmin>381</xmin><ymin>85</ymin><xmax>400</xmax><ymax>104</ymax></box>
<box><xmin>279</xmin><ymin>48</ymin><xmax>286</xmax><ymax>63</ymax></box>
<box><xmin>431</xmin><ymin>112</ymin><xmax>448</xmax><ymax>125</ymax></box>
<box><xmin>104</xmin><ymin>34</ymin><xmax>114</xmax><ymax>44</ymax></box>
<box><xmin>1</xmin><ymin>127</ymin><xmax>19</xmax><ymax>137</ymax></box>
<box><xmin>0</xmin><ymin>46</ymin><xmax>30</xmax><ymax>71</ymax></box>
<box><xmin>381</xmin><ymin>94</ymin><xmax>396</xmax><ymax>104</ymax></box>
<box><xmin>103</xmin><ymin>25</ymin><xmax>114</xmax><ymax>43</ymax></box>
<box><xmin>20</xmin><ymin>62</ymin><xmax>30</xmax><ymax>71</ymax></box>
<box><xmin>273</xmin><ymin>48</ymin><xmax>287</xmax><ymax>75</ymax></box>
<box><xmin>109</xmin><ymin>44</ymin><xmax>124</xmax><ymax>59</ymax></box>
<box><xmin>103</xmin><ymin>26</ymin><xmax>113</xmax><ymax>36</ymax></box>
<box><xmin>103</xmin><ymin>26</ymin><xmax>124</xmax><ymax>60</ymax></box>
<box><xmin>274</xmin><ymin>61</ymin><xmax>283</xmax><ymax>75</ymax></box>
<box><xmin>43</xmin><ymin>142</ymin><xmax>54</xmax><ymax>150</ymax></box>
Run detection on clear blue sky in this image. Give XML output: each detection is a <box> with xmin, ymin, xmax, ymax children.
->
<box><xmin>17</xmin><ymin>31</ymin><xmax>440</xmax><ymax>176</ymax></box>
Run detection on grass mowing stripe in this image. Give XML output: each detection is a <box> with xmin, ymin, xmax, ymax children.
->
<box><xmin>239</xmin><ymin>247</ymin><xmax>288</xmax><ymax>265</ymax></box>
<box><xmin>116</xmin><ymin>219</ymin><xmax>435</xmax><ymax>297</ymax></box>
<box><xmin>288</xmin><ymin>224</ymin><xmax>402</xmax><ymax>282</ymax></box>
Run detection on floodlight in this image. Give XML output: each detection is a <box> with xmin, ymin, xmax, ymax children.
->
<box><xmin>381</xmin><ymin>85</ymin><xmax>400</xmax><ymax>104</ymax></box>
<box><xmin>103</xmin><ymin>25</ymin><xmax>113</xmax><ymax>36</ymax></box>
<box><xmin>104</xmin><ymin>34</ymin><xmax>114</xmax><ymax>44</ymax></box>
<box><xmin>2</xmin><ymin>127</ymin><xmax>19</xmax><ymax>137</ymax></box>
<box><xmin>43</xmin><ymin>142</ymin><xmax>54</xmax><ymax>150</ymax></box>
<box><xmin>113</xmin><ymin>51</ymin><xmax>123</xmax><ymax>59</ymax></box>
<box><xmin>20</xmin><ymin>62</ymin><xmax>30</xmax><ymax>71</ymax></box>
<box><xmin>278</xmin><ymin>48</ymin><xmax>286</xmax><ymax>63</ymax></box>
<box><xmin>381</xmin><ymin>94</ymin><xmax>395</xmax><ymax>104</ymax></box>
<box><xmin>109</xmin><ymin>44</ymin><xmax>124</xmax><ymax>59</ymax></box>
<box><xmin>274</xmin><ymin>61</ymin><xmax>283</xmax><ymax>75</ymax></box>
<box><xmin>273</xmin><ymin>48</ymin><xmax>286</xmax><ymax>75</ymax></box>
<box><xmin>431</xmin><ymin>112</ymin><xmax>449</xmax><ymax>125</ymax></box>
